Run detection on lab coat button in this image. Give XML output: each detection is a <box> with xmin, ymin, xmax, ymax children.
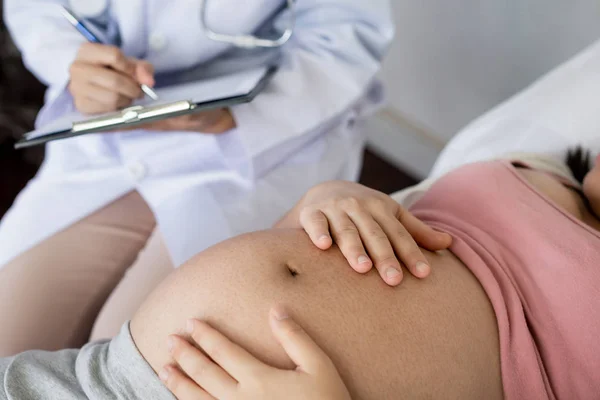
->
<box><xmin>149</xmin><ymin>33</ymin><xmax>168</xmax><ymax>52</ymax></box>
<box><xmin>127</xmin><ymin>161</ymin><xmax>147</xmax><ymax>181</ymax></box>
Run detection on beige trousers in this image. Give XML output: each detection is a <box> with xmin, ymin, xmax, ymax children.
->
<box><xmin>0</xmin><ymin>191</ymin><xmax>174</xmax><ymax>357</ymax></box>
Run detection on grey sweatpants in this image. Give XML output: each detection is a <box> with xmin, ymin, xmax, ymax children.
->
<box><xmin>0</xmin><ymin>323</ymin><xmax>174</xmax><ymax>400</ymax></box>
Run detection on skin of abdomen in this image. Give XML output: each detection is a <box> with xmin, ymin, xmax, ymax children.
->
<box><xmin>131</xmin><ymin>229</ymin><xmax>503</xmax><ymax>399</ymax></box>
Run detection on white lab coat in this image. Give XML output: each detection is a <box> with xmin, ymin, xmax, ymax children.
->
<box><xmin>0</xmin><ymin>0</ymin><xmax>395</xmax><ymax>267</ymax></box>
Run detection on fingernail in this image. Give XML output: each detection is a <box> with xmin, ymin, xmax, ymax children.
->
<box><xmin>159</xmin><ymin>367</ymin><xmax>169</xmax><ymax>382</ymax></box>
<box><xmin>318</xmin><ymin>235</ymin><xmax>330</xmax><ymax>242</ymax></box>
<box><xmin>186</xmin><ymin>319</ymin><xmax>194</xmax><ymax>334</ymax></box>
<box><xmin>385</xmin><ymin>267</ymin><xmax>401</xmax><ymax>280</ymax></box>
<box><xmin>271</xmin><ymin>305</ymin><xmax>290</xmax><ymax>321</ymax></box>
<box><xmin>416</xmin><ymin>262</ymin><xmax>430</xmax><ymax>276</ymax></box>
<box><xmin>167</xmin><ymin>336</ymin><xmax>175</xmax><ymax>352</ymax></box>
<box><xmin>358</xmin><ymin>255</ymin><xmax>370</xmax><ymax>265</ymax></box>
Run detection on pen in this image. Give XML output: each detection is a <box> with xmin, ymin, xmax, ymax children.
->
<box><xmin>60</xmin><ymin>6</ymin><xmax>159</xmax><ymax>101</ymax></box>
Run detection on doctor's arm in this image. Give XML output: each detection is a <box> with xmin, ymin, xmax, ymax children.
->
<box><xmin>4</xmin><ymin>0</ymin><xmax>155</xmax><ymax>113</ymax></box>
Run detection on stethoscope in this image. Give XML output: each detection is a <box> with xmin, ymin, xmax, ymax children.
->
<box><xmin>199</xmin><ymin>0</ymin><xmax>295</xmax><ymax>48</ymax></box>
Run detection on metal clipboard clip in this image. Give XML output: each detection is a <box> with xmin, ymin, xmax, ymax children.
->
<box><xmin>72</xmin><ymin>100</ymin><xmax>196</xmax><ymax>133</ymax></box>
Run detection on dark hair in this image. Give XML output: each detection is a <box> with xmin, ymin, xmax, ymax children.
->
<box><xmin>566</xmin><ymin>147</ymin><xmax>592</xmax><ymax>184</ymax></box>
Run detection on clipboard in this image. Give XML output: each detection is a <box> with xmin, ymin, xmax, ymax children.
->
<box><xmin>15</xmin><ymin>66</ymin><xmax>277</xmax><ymax>149</ymax></box>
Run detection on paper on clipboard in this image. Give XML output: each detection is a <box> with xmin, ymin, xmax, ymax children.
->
<box><xmin>26</xmin><ymin>66</ymin><xmax>271</xmax><ymax>140</ymax></box>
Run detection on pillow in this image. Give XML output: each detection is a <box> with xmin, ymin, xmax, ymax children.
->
<box><xmin>431</xmin><ymin>38</ymin><xmax>600</xmax><ymax>177</ymax></box>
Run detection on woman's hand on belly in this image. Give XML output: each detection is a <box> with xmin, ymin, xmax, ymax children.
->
<box><xmin>277</xmin><ymin>180</ymin><xmax>453</xmax><ymax>286</ymax></box>
<box><xmin>160</xmin><ymin>306</ymin><xmax>351</xmax><ymax>400</ymax></box>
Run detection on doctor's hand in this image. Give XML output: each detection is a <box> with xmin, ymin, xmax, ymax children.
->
<box><xmin>160</xmin><ymin>306</ymin><xmax>351</xmax><ymax>400</ymax></box>
<box><xmin>138</xmin><ymin>108</ymin><xmax>236</xmax><ymax>134</ymax></box>
<box><xmin>277</xmin><ymin>181</ymin><xmax>452</xmax><ymax>286</ymax></box>
<box><xmin>69</xmin><ymin>43</ymin><xmax>155</xmax><ymax>114</ymax></box>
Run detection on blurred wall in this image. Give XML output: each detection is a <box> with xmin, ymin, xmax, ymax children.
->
<box><xmin>367</xmin><ymin>0</ymin><xmax>600</xmax><ymax>177</ymax></box>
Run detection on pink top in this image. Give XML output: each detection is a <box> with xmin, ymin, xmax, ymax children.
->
<box><xmin>410</xmin><ymin>161</ymin><xmax>600</xmax><ymax>399</ymax></box>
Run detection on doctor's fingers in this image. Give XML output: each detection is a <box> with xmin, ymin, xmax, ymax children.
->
<box><xmin>87</xmin><ymin>64</ymin><xmax>143</xmax><ymax>99</ymax></box>
<box><xmin>69</xmin><ymin>81</ymin><xmax>133</xmax><ymax>114</ymax></box>
<box><xmin>70</xmin><ymin>62</ymin><xmax>143</xmax><ymax>100</ymax></box>
<box><xmin>131</xmin><ymin>59</ymin><xmax>156</xmax><ymax>87</ymax></box>
<box><xmin>76</xmin><ymin>43</ymin><xmax>135</xmax><ymax>75</ymax></box>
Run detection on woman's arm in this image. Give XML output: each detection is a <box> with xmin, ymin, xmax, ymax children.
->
<box><xmin>227</xmin><ymin>0</ymin><xmax>395</xmax><ymax>160</ymax></box>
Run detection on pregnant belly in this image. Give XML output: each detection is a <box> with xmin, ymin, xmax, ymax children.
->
<box><xmin>132</xmin><ymin>229</ymin><xmax>503</xmax><ymax>399</ymax></box>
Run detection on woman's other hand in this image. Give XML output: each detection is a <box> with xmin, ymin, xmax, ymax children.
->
<box><xmin>69</xmin><ymin>43</ymin><xmax>155</xmax><ymax>114</ymax></box>
<box><xmin>160</xmin><ymin>306</ymin><xmax>351</xmax><ymax>400</ymax></box>
<box><xmin>279</xmin><ymin>180</ymin><xmax>452</xmax><ymax>286</ymax></box>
